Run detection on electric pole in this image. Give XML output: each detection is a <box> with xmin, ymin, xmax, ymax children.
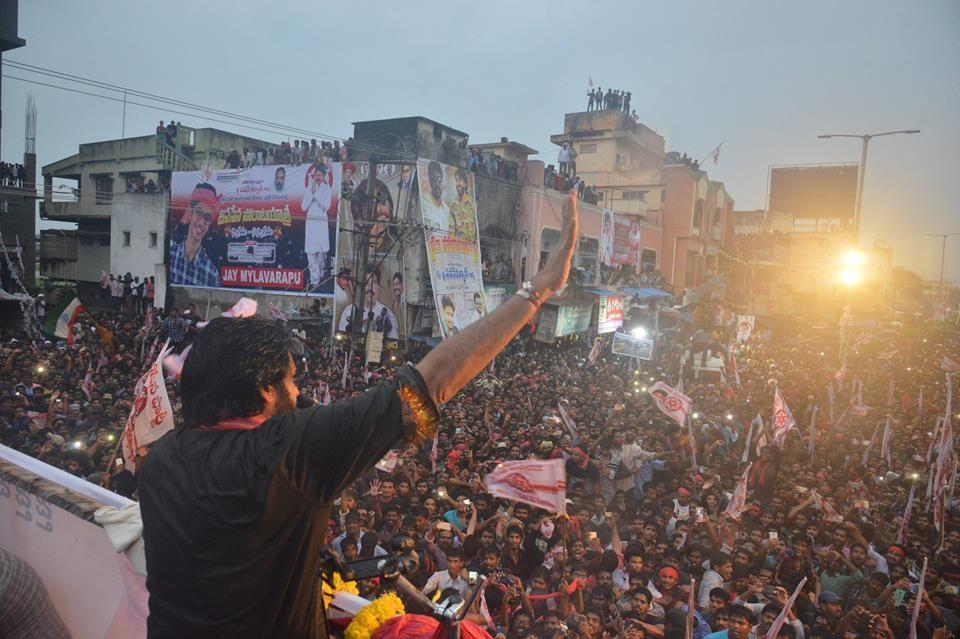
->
<box><xmin>926</xmin><ymin>232</ymin><xmax>960</xmax><ymax>307</ymax></box>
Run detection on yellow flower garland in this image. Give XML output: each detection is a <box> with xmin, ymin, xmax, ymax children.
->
<box><xmin>344</xmin><ymin>592</ymin><xmax>405</xmax><ymax>639</ymax></box>
<box><xmin>321</xmin><ymin>571</ymin><xmax>359</xmax><ymax>608</ymax></box>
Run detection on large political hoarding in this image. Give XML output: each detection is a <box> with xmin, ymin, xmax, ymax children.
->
<box><xmin>417</xmin><ymin>159</ymin><xmax>486</xmax><ymax>338</ymax></box>
<box><xmin>768</xmin><ymin>165</ymin><xmax>857</xmax><ymax>221</ymax></box>
<box><xmin>600</xmin><ymin>209</ymin><xmax>642</xmax><ymax>267</ymax></box>
<box><xmin>333</xmin><ymin>162</ymin><xmax>414</xmax><ymax>343</ymax></box>
<box><xmin>597</xmin><ymin>295</ymin><xmax>624</xmax><ymax>334</ymax></box>
<box><xmin>169</xmin><ymin>163</ymin><xmax>342</xmax><ymax>295</ymax></box>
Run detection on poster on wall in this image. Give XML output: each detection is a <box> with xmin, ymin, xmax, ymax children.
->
<box><xmin>417</xmin><ymin>159</ymin><xmax>486</xmax><ymax>338</ymax></box>
<box><xmin>600</xmin><ymin>209</ymin><xmax>642</xmax><ymax>268</ymax></box>
<box><xmin>612</xmin><ymin>331</ymin><xmax>654</xmax><ymax>360</ymax></box>
<box><xmin>597</xmin><ymin>295</ymin><xmax>624</xmax><ymax>334</ymax></box>
<box><xmin>555</xmin><ymin>305</ymin><xmax>593</xmax><ymax>338</ymax></box>
<box><xmin>169</xmin><ymin>163</ymin><xmax>341</xmax><ymax>295</ymax></box>
<box><xmin>333</xmin><ymin>162</ymin><xmax>414</xmax><ymax>342</ymax></box>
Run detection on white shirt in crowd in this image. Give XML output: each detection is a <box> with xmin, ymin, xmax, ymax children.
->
<box><xmin>422</xmin><ymin>570</ymin><xmax>469</xmax><ymax>598</ymax></box>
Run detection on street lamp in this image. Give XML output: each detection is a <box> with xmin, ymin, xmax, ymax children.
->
<box><xmin>817</xmin><ymin>130</ymin><xmax>920</xmax><ymax>239</ymax></box>
<box><xmin>925</xmin><ymin>233</ymin><xmax>960</xmax><ymax>307</ymax></box>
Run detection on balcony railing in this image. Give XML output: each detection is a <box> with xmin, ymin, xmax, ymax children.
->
<box><xmin>40</xmin><ymin>200</ymin><xmax>80</xmax><ymax>219</ymax></box>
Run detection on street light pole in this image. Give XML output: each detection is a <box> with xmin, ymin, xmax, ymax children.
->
<box><xmin>817</xmin><ymin>130</ymin><xmax>920</xmax><ymax>239</ymax></box>
<box><xmin>926</xmin><ymin>232</ymin><xmax>960</xmax><ymax>305</ymax></box>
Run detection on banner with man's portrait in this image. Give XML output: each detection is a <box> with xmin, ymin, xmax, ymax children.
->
<box><xmin>417</xmin><ymin>159</ymin><xmax>486</xmax><ymax>338</ymax></box>
<box><xmin>599</xmin><ymin>208</ymin><xmax>642</xmax><ymax>267</ymax></box>
<box><xmin>333</xmin><ymin>162</ymin><xmax>414</xmax><ymax>344</ymax></box>
<box><xmin>169</xmin><ymin>163</ymin><xmax>342</xmax><ymax>295</ymax></box>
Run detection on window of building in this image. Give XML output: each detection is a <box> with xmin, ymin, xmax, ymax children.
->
<box><xmin>576</xmin><ymin>237</ymin><xmax>599</xmax><ymax>285</ymax></box>
<box><xmin>149</xmin><ymin>232</ymin><xmax>158</xmax><ymax>248</ymax></box>
<box><xmin>539</xmin><ymin>228</ymin><xmax>561</xmax><ymax>270</ymax></box>
<box><xmin>692</xmin><ymin>199</ymin><xmax>704</xmax><ymax>233</ymax></box>
<box><xmin>80</xmin><ymin>235</ymin><xmax>94</xmax><ymax>247</ymax></box>
<box><xmin>641</xmin><ymin>249</ymin><xmax>657</xmax><ymax>272</ymax></box>
<box><xmin>98</xmin><ymin>236</ymin><xmax>110</xmax><ymax>247</ymax></box>
<box><xmin>579</xmin><ymin>143</ymin><xmax>597</xmax><ymax>154</ymax></box>
<box><xmin>122</xmin><ymin>231</ymin><xmax>131</xmax><ymax>247</ymax></box>
<box><xmin>94</xmin><ymin>175</ymin><xmax>114</xmax><ymax>204</ymax></box>
<box><xmin>685</xmin><ymin>250</ymin><xmax>698</xmax><ymax>287</ymax></box>
<box><xmin>621</xmin><ymin>190</ymin><xmax>646</xmax><ymax>200</ymax></box>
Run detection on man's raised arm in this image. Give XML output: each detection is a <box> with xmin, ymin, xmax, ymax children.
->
<box><xmin>416</xmin><ymin>191</ymin><xmax>578</xmax><ymax>407</ymax></box>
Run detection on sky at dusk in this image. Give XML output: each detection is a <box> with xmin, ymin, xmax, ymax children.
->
<box><xmin>2</xmin><ymin>0</ymin><xmax>957</xmax><ymax>281</ymax></box>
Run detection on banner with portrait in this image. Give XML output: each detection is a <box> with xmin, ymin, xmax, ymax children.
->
<box><xmin>417</xmin><ymin>159</ymin><xmax>486</xmax><ymax>338</ymax></box>
<box><xmin>600</xmin><ymin>208</ymin><xmax>642</xmax><ymax>267</ymax></box>
<box><xmin>333</xmin><ymin>161</ymin><xmax>414</xmax><ymax>345</ymax></box>
<box><xmin>169</xmin><ymin>163</ymin><xmax>342</xmax><ymax>295</ymax></box>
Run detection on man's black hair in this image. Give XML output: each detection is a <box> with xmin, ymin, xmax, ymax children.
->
<box><xmin>726</xmin><ymin>604</ymin><xmax>754</xmax><ymax>622</ymax></box>
<box><xmin>180</xmin><ymin>317</ymin><xmax>292</xmax><ymax>427</ymax></box>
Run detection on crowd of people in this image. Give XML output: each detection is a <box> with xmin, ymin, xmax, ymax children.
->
<box><xmin>468</xmin><ymin>147</ymin><xmax>524</xmax><ymax>183</ymax></box>
<box><xmin>99</xmin><ymin>272</ymin><xmax>156</xmax><ymax>316</ymax></box>
<box><xmin>2</xmin><ymin>285</ymin><xmax>959</xmax><ymax>639</ymax></box>
<box><xmin>587</xmin><ymin>87</ymin><xmax>633</xmax><ymax>116</ymax></box>
<box><xmin>544</xmin><ymin>162</ymin><xmax>601</xmax><ymax>205</ymax></box>
<box><xmin>0</xmin><ymin>160</ymin><xmax>29</xmax><ymax>188</ymax></box>
<box><xmin>222</xmin><ymin>138</ymin><xmax>355</xmax><ymax>170</ymax></box>
<box><xmin>124</xmin><ymin>173</ymin><xmax>168</xmax><ymax>194</ymax></box>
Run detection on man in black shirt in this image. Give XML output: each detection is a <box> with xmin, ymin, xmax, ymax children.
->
<box><xmin>138</xmin><ymin>192</ymin><xmax>579</xmax><ymax>638</ymax></box>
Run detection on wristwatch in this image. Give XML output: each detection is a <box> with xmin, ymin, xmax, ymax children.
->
<box><xmin>515</xmin><ymin>281</ymin><xmax>544</xmax><ymax>307</ymax></box>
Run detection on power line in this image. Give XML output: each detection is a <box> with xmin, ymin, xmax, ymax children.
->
<box><xmin>0</xmin><ymin>61</ymin><xmax>413</xmax><ymax>160</ymax></box>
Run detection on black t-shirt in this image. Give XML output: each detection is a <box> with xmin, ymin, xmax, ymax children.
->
<box><xmin>139</xmin><ymin>380</ymin><xmax>407</xmax><ymax>638</ymax></box>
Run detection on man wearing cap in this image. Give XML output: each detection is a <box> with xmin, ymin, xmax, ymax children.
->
<box><xmin>169</xmin><ymin>183</ymin><xmax>221</xmax><ymax>288</ymax></box>
<box><xmin>301</xmin><ymin>164</ymin><xmax>332</xmax><ymax>289</ymax></box>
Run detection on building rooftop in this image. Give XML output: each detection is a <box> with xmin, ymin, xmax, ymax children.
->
<box><xmin>351</xmin><ymin>116</ymin><xmax>469</xmax><ymax>138</ymax></box>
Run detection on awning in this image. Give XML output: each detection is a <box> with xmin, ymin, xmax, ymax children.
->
<box><xmin>622</xmin><ymin>287</ymin><xmax>672</xmax><ymax>300</ymax></box>
<box><xmin>583</xmin><ymin>287</ymin><xmax>619</xmax><ymax>297</ymax></box>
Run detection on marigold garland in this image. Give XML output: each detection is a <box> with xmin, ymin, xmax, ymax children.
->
<box><xmin>320</xmin><ymin>571</ymin><xmax>359</xmax><ymax>607</ymax></box>
<box><xmin>344</xmin><ymin>592</ymin><xmax>405</xmax><ymax>639</ymax></box>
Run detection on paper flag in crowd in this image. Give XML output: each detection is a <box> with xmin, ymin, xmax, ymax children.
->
<box><xmin>485</xmin><ymin>458</ymin><xmax>567</xmax><ymax>514</ymax></box>
<box><xmin>648</xmin><ymin>381</ymin><xmax>692</xmax><ymax>428</ymax></box>
<box><xmin>162</xmin><ymin>345</ymin><xmax>192</xmax><ymax>380</ymax></box>
<box><xmin>374</xmin><ymin>450</ymin><xmax>399</xmax><ymax>473</ymax></box>
<box><xmin>898</xmin><ymin>484</ymin><xmax>916</xmax><ymax>544</ymax></box>
<box><xmin>742</xmin><ymin>413</ymin><xmax>762</xmax><ymax>463</ymax></box>
<box><xmin>724</xmin><ymin>463</ymin><xmax>752</xmax><ymax>520</ymax></box>
<box><xmin>810</xmin><ymin>489</ymin><xmax>843</xmax><ymax>522</ymax></box>
<box><xmin>765</xmin><ymin>578</ymin><xmax>807</xmax><ymax>639</ymax></box>
<box><xmin>771</xmin><ymin>387</ymin><xmax>796</xmax><ymax>448</ymax></box>
<box><xmin>880</xmin><ymin>415</ymin><xmax>893</xmax><ymax>466</ymax></box>
<box><xmin>50</xmin><ymin>297</ymin><xmax>84</xmax><ymax>345</ymax></box>
<box><xmin>908</xmin><ymin>557</ymin><xmax>928</xmax><ymax>639</ymax></box>
<box><xmin>587</xmin><ymin>338</ymin><xmax>600</xmax><ymax>366</ymax></box>
<box><xmin>81</xmin><ymin>367</ymin><xmax>94</xmax><ymax>400</ymax></box>
<box><xmin>557</xmin><ymin>401</ymin><xmax>579</xmax><ymax>439</ymax></box>
<box><xmin>122</xmin><ymin>342</ymin><xmax>175</xmax><ymax>472</ymax></box>
<box><xmin>341</xmin><ymin>351</ymin><xmax>350</xmax><ymax>390</ymax></box>
<box><xmin>196</xmin><ymin>297</ymin><xmax>259</xmax><ymax>329</ymax></box>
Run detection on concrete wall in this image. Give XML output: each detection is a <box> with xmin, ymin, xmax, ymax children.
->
<box><xmin>0</xmin><ymin>152</ymin><xmax>36</xmax><ymax>288</ymax></box>
<box><xmin>109</xmin><ymin>193</ymin><xmax>167</xmax><ymax>279</ymax></box>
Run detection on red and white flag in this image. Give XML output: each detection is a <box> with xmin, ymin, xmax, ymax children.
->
<box><xmin>648</xmin><ymin>381</ymin><xmax>693</xmax><ymax>428</ymax></box>
<box><xmin>485</xmin><ymin>459</ymin><xmax>567</xmax><ymax>514</ymax></box>
<box><xmin>122</xmin><ymin>343</ymin><xmax>175</xmax><ymax>471</ymax></box>
<box><xmin>81</xmin><ymin>367</ymin><xmax>94</xmax><ymax>400</ymax></box>
<box><xmin>708</xmin><ymin>141</ymin><xmax>724</xmax><ymax>166</ymax></box>
<box><xmin>811</xmin><ymin>489</ymin><xmax>843</xmax><ymax>522</ymax></box>
<box><xmin>374</xmin><ymin>450</ymin><xmax>399</xmax><ymax>473</ymax></box>
<box><xmin>765</xmin><ymin>578</ymin><xmax>807</xmax><ymax>639</ymax></box>
<box><xmin>724</xmin><ymin>463</ymin><xmax>752</xmax><ymax>520</ymax></box>
<box><xmin>340</xmin><ymin>351</ymin><xmax>350</xmax><ymax>389</ymax></box>
<box><xmin>772</xmin><ymin>388</ymin><xmax>797</xmax><ymax>448</ymax></box>
<box><xmin>898</xmin><ymin>484</ymin><xmax>916</xmax><ymax>544</ymax></box>
<box><xmin>587</xmin><ymin>338</ymin><xmax>601</xmax><ymax>366</ymax></box>
<box><xmin>557</xmin><ymin>401</ymin><xmax>579</xmax><ymax>439</ymax></box>
<box><xmin>908</xmin><ymin>558</ymin><xmax>928</xmax><ymax>639</ymax></box>
<box><xmin>742</xmin><ymin>413</ymin><xmax>762</xmax><ymax>464</ymax></box>
<box><xmin>880</xmin><ymin>415</ymin><xmax>894</xmax><ymax>465</ymax></box>
<box><xmin>268</xmin><ymin>303</ymin><xmax>288</xmax><ymax>322</ymax></box>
